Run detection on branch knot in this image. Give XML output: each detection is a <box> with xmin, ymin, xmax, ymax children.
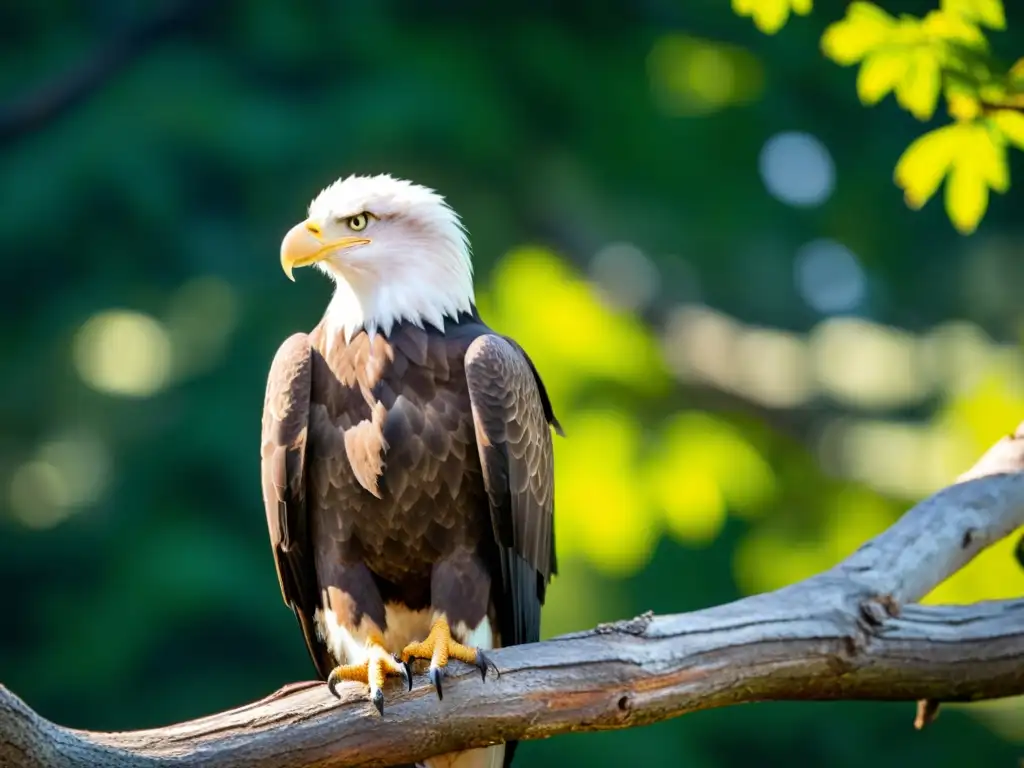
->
<box><xmin>595</xmin><ymin>611</ymin><xmax>654</xmax><ymax>637</ymax></box>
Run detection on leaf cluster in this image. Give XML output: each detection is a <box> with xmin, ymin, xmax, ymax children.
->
<box><xmin>736</xmin><ymin>0</ymin><xmax>1024</xmax><ymax>234</ymax></box>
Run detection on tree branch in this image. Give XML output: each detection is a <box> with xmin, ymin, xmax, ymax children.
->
<box><xmin>0</xmin><ymin>0</ymin><xmax>215</xmax><ymax>147</ymax></box>
<box><xmin>4</xmin><ymin>424</ymin><xmax>1024</xmax><ymax>767</ymax></box>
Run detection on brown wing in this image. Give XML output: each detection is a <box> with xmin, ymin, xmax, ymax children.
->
<box><xmin>260</xmin><ymin>332</ymin><xmax>331</xmax><ymax>678</ymax></box>
<box><xmin>464</xmin><ymin>334</ymin><xmax>558</xmax><ymax>648</ymax></box>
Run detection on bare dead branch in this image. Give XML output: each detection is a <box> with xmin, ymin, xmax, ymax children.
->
<box><xmin>2</xmin><ymin>424</ymin><xmax>1024</xmax><ymax>768</ymax></box>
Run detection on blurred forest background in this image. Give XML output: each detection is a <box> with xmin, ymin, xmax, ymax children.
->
<box><xmin>2</xmin><ymin>1</ymin><xmax>1023</xmax><ymax>766</ymax></box>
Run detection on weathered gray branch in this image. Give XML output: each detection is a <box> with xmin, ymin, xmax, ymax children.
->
<box><xmin>3</xmin><ymin>425</ymin><xmax>1024</xmax><ymax>768</ymax></box>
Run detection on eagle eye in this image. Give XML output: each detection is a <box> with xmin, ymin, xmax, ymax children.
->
<box><xmin>346</xmin><ymin>213</ymin><xmax>369</xmax><ymax>232</ymax></box>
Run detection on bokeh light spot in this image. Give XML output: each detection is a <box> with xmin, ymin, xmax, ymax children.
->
<box><xmin>654</xmin><ymin>464</ymin><xmax>726</xmax><ymax>545</ymax></box>
<box><xmin>165</xmin><ymin>276</ymin><xmax>240</xmax><ymax>380</ymax></box>
<box><xmin>481</xmin><ymin>245</ymin><xmax>672</xmax><ymax>405</ymax></box>
<box><xmin>554</xmin><ymin>408</ymin><xmax>660</xmax><ymax>577</ymax></box>
<box><xmin>40</xmin><ymin>431</ymin><xmax>111</xmax><ymax>508</ymax></box>
<box><xmin>649</xmin><ymin>411</ymin><xmax>776</xmax><ymax>547</ymax></box>
<box><xmin>9</xmin><ymin>461</ymin><xmax>70</xmax><ymax>529</ymax></box>
<box><xmin>734</xmin><ymin>327</ymin><xmax>813</xmax><ymax>407</ymax></box>
<box><xmin>794</xmin><ymin>239</ymin><xmax>867</xmax><ymax>314</ymax></box>
<box><xmin>589</xmin><ymin>242</ymin><xmax>660</xmax><ymax>313</ymax></box>
<box><xmin>810</xmin><ymin>317</ymin><xmax>928</xmax><ymax>410</ymax></box>
<box><xmin>73</xmin><ymin>310</ymin><xmax>172</xmax><ymax>397</ymax></box>
<box><xmin>647</xmin><ymin>34</ymin><xmax>764</xmax><ymax>116</ymax></box>
<box><xmin>7</xmin><ymin>430</ymin><xmax>111</xmax><ymax>530</ymax></box>
<box><xmin>759</xmin><ymin>131</ymin><xmax>835</xmax><ymax>207</ymax></box>
<box><xmin>661</xmin><ymin>304</ymin><xmax>742</xmax><ymax>390</ymax></box>
<box><xmin>817</xmin><ymin>418</ymin><xmax>973</xmax><ymax>500</ymax></box>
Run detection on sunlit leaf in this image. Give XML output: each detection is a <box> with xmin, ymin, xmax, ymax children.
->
<box><xmin>732</xmin><ymin>0</ymin><xmax>812</xmax><ymax>35</ymax></box>
<box><xmin>920</xmin><ymin>9</ymin><xmax>988</xmax><ymax>49</ymax></box>
<box><xmin>651</xmin><ymin>463</ymin><xmax>726</xmax><ymax>545</ymax></box>
<box><xmin>894</xmin><ymin>124</ymin><xmax>962</xmax><ymax>208</ymax></box>
<box><xmin>991</xmin><ymin>109</ymin><xmax>1024</xmax><ymax>150</ymax></box>
<box><xmin>895</xmin><ymin>50</ymin><xmax>942</xmax><ymax>120</ymax></box>
<box><xmin>946</xmin><ymin>89</ymin><xmax>982</xmax><ymax>121</ymax></box>
<box><xmin>735</xmin><ymin>484</ymin><xmax>902</xmax><ymax>597</ymax></box>
<box><xmin>945</xmin><ymin>157</ymin><xmax>989</xmax><ymax>235</ymax></box>
<box><xmin>857</xmin><ymin>50</ymin><xmax>908</xmax><ymax>105</ymax></box>
<box><xmin>940</xmin><ymin>0</ymin><xmax>1006</xmax><ymax>30</ymax></box>
<box><xmin>554</xmin><ymin>409</ymin><xmax>660</xmax><ymax>577</ymax></box>
<box><xmin>481</xmin><ymin>245</ymin><xmax>672</xmax><ymax>405</ymax></box>
<box><xmin>821</xmin><ymin>2</ymin><xmax>895</xmax><ymax>65</ymax></box>
<box><xmin>938</xmin><ymin>367</ymin><xmax>1024</xmax><ymax>454</ymax></box>
<box><xmin>894</xmin><ymin>120</ymin><xmax>1006</xmax><ymax>228</ymax></box>
<box><xmin>647</xmin><ymin>411</ymin><xmax>777</xmax><ymax>547</ymax></box>
<box><xmin>1010</xmin><ymin>57</ymin><xmax>1024</xmax><ymax>82</ymax></box>
<box><xmin>967</xmin><ymin>123</ymin><xmax>1008</xmax><ymax>193</ymax></box>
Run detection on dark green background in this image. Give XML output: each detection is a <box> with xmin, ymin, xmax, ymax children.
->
<box><xmin>2</xmin><ymin>1</ymin><xmax>1022</xmax><ymax>766</ymax></box>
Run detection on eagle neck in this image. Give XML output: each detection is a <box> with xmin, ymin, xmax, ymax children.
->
<box><xmin>322</xmin><ymin>256</ymin><xmax>475</xmax><ymax>348</ymax></box>
<box><xmin>320</xmin><ymin>304</ymin><xmax>485</xmax><ymax>358</ymax></box>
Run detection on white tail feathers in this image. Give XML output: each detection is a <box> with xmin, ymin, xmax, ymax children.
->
<box><xmin>420</xmin><ymin>744</ymin><xmax>505</xmax><ymax>768</ymax></box>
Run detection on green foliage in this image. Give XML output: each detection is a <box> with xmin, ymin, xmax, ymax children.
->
<box><xmin>732</xmin><ymin>0</ymin><xmax>813</xmax><ymax>35</ymax></box>
<box><xmin>736</xmin><ymin>0</ymin><xmax>1024</xmax><ymax>235</ymax></box>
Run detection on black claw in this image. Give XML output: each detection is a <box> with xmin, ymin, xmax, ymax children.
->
<box><xmin>372</xmin><ymin>687</ymin><xmax>385</xmax><ymax>716</ymax></box>
<box><xmin>326</xmin><ymin>672</ymin><xmax>341</xmax><ymax>699</ymax></box>
<box><xmin>393</xmin><ymin>654</ymin><xmax>413</xmax><ymax>692</ymax></box>
<box><xmin>428</xmin><ymin>665</ymin><xmax>444</xmax><ymax>700</ymax></box>
<box><xmin>475</xmin><ymin>649</ymin><xmax>500</xmax><ymax>681</ymax></box>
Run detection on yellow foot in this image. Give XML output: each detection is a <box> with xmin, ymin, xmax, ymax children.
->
<box><xmin>399</xmin><ymin>617</ymin><xmax>498</xmax><ymax>700</ymax></box>
<box><xmin>326</xmin><ymin>640</ymin><xmax>410</xmax><ymax>715</ymax></box>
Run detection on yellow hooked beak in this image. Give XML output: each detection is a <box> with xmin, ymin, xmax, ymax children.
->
<box><xmin>279</xmin><ymin>219</ymin><xmax>371</xmax><ymax>282</ymax></box>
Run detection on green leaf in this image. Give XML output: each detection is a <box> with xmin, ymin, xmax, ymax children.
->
<box><xmin>895</xmin><ymin>121</ymin><xmax>1007</xmax><ymax>233</ymax></box>
<box><xmin>1009</xmin><ymin>57</ymin><xmax>1024</xmax><ymax>83</ymax></box>
<box><xmin>945</xmin><ymin>160</ymin><xmax>989</xmax><ymax>234</ymax></box>
<box><xmin>896</xmin><ymin>50</ymin><xmax>942</xmax><ymax>120</ymax></box>
<box><xmin>968</xmin><ymin>122</ymin><xmax>1008</xmax><ymax>193</ymax></box>
<box><xmin>731</xmin><ymin>0</ymin><xmax>813</xmax><ymax>35</ymax></box>
<box><xmin>821</xmin><ymin>2</ymin><xmax>895</xmax><ymax>65</ymax></box>
<box><xmin>857</xmin><ymin>50</ymin><xmax>908</xmax><ymax>104</ymax></box>
<box><xmin>894</xmin><ymin>124</ymin><xmax>963</xmax><ymax>208</ymax></box>
<box><xmin>920</xmin><ymin>10</ymin><xmax>988</xmax><ymax>49</ymax></box>
<box><xmin>991</xmin><ymin>109</ymin><xmax>1024</xmax><ymax>150</ymax></box>
<box><xmin>939</xmin><ymin>123</ymin><xmax>1005</xmax><ymax>233</ymax></box>
<box><xmin>940</xmin><ymin>0</ymin><xmax>1006</xmax><ymax>30</ymax></box>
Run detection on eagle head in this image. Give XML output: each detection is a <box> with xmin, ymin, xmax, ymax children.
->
<box><xmin>280</xmin><ymin>173</ymin><xmax>475</xmax><ymax>341</ymax></box>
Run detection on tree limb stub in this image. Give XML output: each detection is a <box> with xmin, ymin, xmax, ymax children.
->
<box><xmin>3</xmin><ymin>425</ymin><xmax>1024</xmax><ymax>767</ymax></box>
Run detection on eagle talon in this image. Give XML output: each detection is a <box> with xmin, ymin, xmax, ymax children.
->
<box><xmin>324</xmin><ymin>642</ymin><xmax>407</xmax><ymax>714</ymax></box>
<box><xmin>475</xmin><ymin>649</ymin><xmax>499</xmax><ymax>681</ymax></box>
<box><xmin>326</xmin><ymin>670</ymin><xmax>343</xmax><ymax>699</ymax></box>
<box><xmin>401</xmin><ymin>616</ymin><xmax>497</xmax><ymax>701</ymax></box>
<box><xmin>396</xmin><ymin>654</ymin><xmax>414</xmax><ymax>691</ymax></box>
<box><xmin>428</xmin><ymin>665</ymin><xmax>445</xmax><ymax>700</ymax></box>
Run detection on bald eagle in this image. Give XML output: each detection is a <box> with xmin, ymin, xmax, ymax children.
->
<box><xmin>261</xmin><ymin>174</ymin><xmax>561</xmax><ymax>768</ymax></box>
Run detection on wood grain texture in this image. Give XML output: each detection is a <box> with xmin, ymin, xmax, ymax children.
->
<box><xmin>4</xmin><ymin>423</ymin><xmax>1024</xmax><ymax>768</ymax></box>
